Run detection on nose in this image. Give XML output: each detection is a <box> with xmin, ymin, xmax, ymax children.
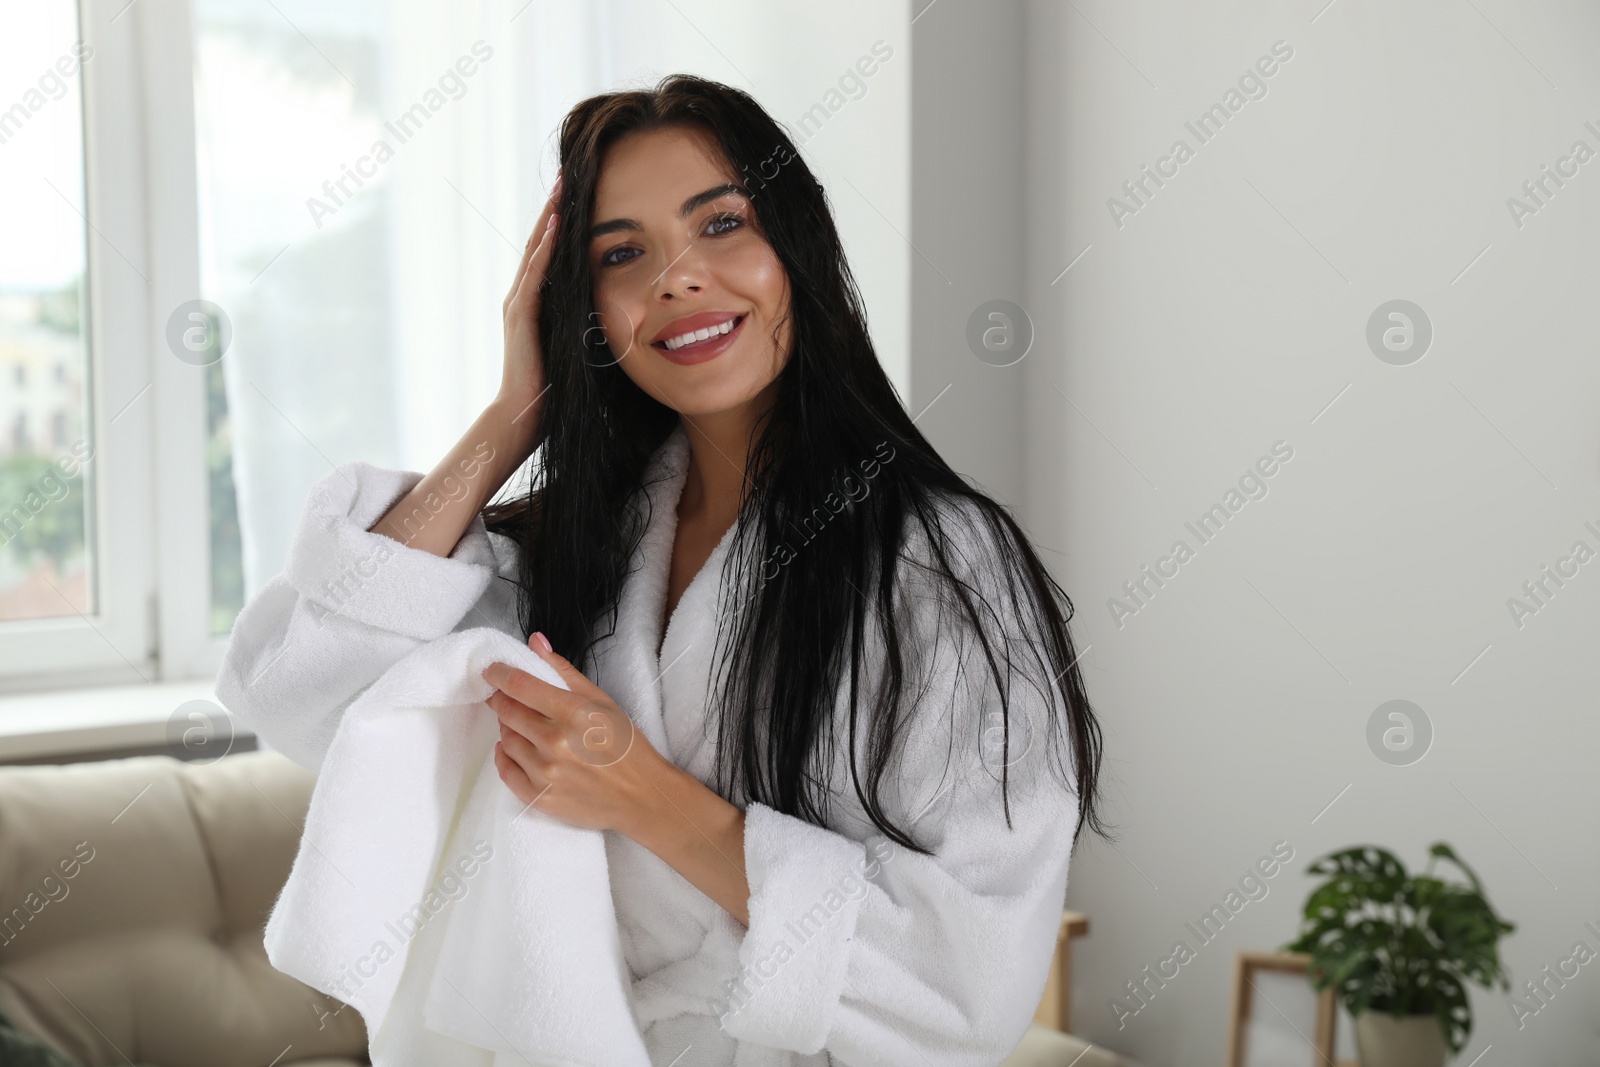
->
<box><xmin>652</xmin><ymin>240</ymin><xmax>707</xmax><ymax>302</ymax></box>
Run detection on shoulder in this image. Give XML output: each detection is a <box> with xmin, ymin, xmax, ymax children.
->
<box><xmin>892</xmin><ymin>489</ymin><xmax>1031</xmax><ymax>619</ymax></box>
<box><xmin>887</xmin><ymin>488</ymin><xmax>1070</xmax><ymax>718</ymax></box>
<box><xmin>870</xmin><ymin>490</ymin><xmax>1057</xmax><ymax>717</ymax></box>
<box><xmin>875</xmin><ymin>491</ymin><xmax>1071</xmax><ymax>819</ymax></box>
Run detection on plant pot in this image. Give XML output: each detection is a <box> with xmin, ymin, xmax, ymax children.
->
<box><xmin>1354</xmin><ymin>1012</ymin><xmax>1446</xmax><ymax>1067</ymax></box>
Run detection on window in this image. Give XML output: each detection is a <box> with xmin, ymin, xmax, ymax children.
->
<box><xmin>190</xmin><ymin>0</ymin><xmax>393</xmax><ymax>637</ymax></box>
<box><xmin>0</xmin><ymin>0</ymin><xmax>148</xmax><ymax>688</ymax></box>
<box><xmin>0</xmin><ymin>2</ymin><xmax>94</xmax><ymax>628</ymax></box>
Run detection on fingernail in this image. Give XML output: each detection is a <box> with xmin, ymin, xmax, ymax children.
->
<box><xmin>546</xmin><ymin>212</ymin><xmax>558</xmax><ymax>231</ymax></box>
<box><xmin>534</xmin><ymin>631</ymin><xmax>553</xmax><ymax>653</ymax></box>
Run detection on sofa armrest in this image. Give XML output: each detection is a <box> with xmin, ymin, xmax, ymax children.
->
<box><xmin>1031</xmin><ymin>910</ymin><xmax>1089</xmax><ymax>1032</ymax></box>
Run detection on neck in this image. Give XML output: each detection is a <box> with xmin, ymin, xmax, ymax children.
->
<box><xmin>676</xmin><ymin>389</ymin><xmax>773</xmax><ymax>526</ymax></box>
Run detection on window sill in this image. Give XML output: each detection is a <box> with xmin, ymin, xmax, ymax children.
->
<box><xmin>0</xmin><ymin>677</ymin><xmax>254</xmax><ymax>764</ymax></box>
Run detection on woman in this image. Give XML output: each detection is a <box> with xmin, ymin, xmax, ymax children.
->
<box><xmin>219</xmin><ymin>74</ymin><xmax>1104</xmax><ymax>1066</ymax></box>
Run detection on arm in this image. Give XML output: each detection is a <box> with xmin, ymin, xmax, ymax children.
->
<box><xmin>482</xmin><ymin>640</ymin><xmax>752</xmax><ymax>925</ymax></box>
<box><xmin>369</xmin><ymin>178</ymin><xmax>559</xmax><ymax>554</ymax></box>
<box><xmin>718</xmin><ymin>511</ymin><xmax>1081</xmax><ymax>1065</ymax></box>
<box><xmin>366</xmin><ymin>396</ymin><xmax>538</xmax><ymax>555</ymax></box>
<box><xmin>624</xmin><ymin>755</ymin><xmax>750</xmax><ymax>927</ymax></box>
<box><xmin>215</xmin><ymin>454</ymin><xmax>520</xmax><ymax>771</ymax></box>
<box><xmin>487</xmin><ymin>636</ymin><xmax>1069</xmax><ymax>1059</ymax></box>
<box><xmin>218</xmin><ymin>181</ymin><xmax>562</xmax><ymax>769</ymax></box>
<box><xmin>722</xmin><ymin>723</ymin><xmax>1076</xmax><ymax>1065</ymax></box>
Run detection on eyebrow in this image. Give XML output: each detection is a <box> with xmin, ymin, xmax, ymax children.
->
<box><xmin>588</xmin><ymin>182</ymin><xmax>749</xmax><ymax>240</ymax></box>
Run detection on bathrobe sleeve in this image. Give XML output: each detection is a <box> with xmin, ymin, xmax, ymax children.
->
<box><xmin>719</xmin><ymin>501</ymin><xmax>1080</xmax><ymax>1065</ymax></box>
<box><xmin>215</xmin><ymin>460</ymin><xmax>523</xmax><ymax>772</ymax></box>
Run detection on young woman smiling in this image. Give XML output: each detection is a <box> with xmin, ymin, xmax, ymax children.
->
<box><xmin>221</xmin><ymin>75</ymin><xmax>1104</xmax><ymax>1065</ymax></box>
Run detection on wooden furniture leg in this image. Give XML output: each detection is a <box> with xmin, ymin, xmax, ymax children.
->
<box><xmin>1032</xmin><ymin>910</ymin><xmax>1090</xmax><ymax>1032</ymax></box>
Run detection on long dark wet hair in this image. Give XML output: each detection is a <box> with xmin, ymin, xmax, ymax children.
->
<box><xmin>483</xmin><ymin>74</ymin><xmax>1105</xmax><ymax>852</ymax></box>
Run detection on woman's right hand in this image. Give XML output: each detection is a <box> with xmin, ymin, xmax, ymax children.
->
<box><xmin>496</xmin><ymin>175</ymin><xmax>562</xmax><ymax>451</ymax></box>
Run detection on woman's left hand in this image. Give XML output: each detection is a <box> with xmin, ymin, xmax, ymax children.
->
<box><xmin>483</xmin><ymin>632</ymin><xmax>665</xmax><ymax>834</ymax></box>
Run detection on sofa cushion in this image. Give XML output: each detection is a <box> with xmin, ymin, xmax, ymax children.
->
<box><xmin>0</xmin><ymin>1001</ymin><xmax>99</xmax><ymax>1066</ymax></box>
<box><xmin>0</xmin><ymin>751</ymin><xmax>367</xmax><ymax>1066</ymax></box>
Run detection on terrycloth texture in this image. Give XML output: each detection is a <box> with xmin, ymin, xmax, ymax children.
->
<box><xmin>258</xmin><ymin>625</ymin><xmax>649</xmax><ymax>1066</ymax></box>
<box><xmin>218</xmin><ymin>424</ymin><xmax>1080</xmax><ymax>1066</ymax></box>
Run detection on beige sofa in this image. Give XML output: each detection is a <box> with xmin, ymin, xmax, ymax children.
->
<box><xmin>0</xmin><ymin>750</ymin><xmax>367</xmax><ymax>1066</ymax></box>
<box><xmin>0</xmin><ymin>749</ymin><xmax>1129</xmax><ymax>1066</ymax></box>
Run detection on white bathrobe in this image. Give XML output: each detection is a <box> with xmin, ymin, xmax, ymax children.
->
<box><xmin>217</xmin><ymin>423</ymin><xmax>1078</xmax><ymax>1067</ymax></box>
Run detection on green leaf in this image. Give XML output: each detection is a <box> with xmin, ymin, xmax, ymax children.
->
<box><xmin>1285</xmin><ymin>840</ymin><xmax>1514</xmax><ymax>1047</ymax></box>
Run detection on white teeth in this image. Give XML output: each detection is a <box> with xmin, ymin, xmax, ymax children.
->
<box><xmin>662</xmin><ymin>318</ymin><xmax>737</xmax><ymax>350</ymax></box>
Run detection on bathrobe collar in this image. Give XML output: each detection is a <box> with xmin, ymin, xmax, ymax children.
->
<box><xmin>590</xmin><ymin>423</ymin><xmax>743</xmax><ymax>783</ymax></box>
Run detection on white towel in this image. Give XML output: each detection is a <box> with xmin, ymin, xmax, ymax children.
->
<box><xmin>262</xmin><ymin>625</ymin><xmax>653</xmax><ymax>1067</ymax></box>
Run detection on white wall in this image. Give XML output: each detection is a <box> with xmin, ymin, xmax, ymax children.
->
<box><xmin>908</xmin><ymin>0</ymin><xmax>1026</xmax><ymax>505</ymax></box>
<box><xmin>1006</xmin><ymin>1</ymin><xmax>1600</xmax><ymax>1064</ymax></box>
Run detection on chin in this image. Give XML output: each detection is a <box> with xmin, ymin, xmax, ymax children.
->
<box><xmin>647</xmin><ymin>374</ymin><xmax>771</xmax><ymax>419</ymax></box>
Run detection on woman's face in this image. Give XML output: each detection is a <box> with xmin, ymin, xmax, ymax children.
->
<box><xmin>586</xmin><ymin>124</ymin><xmax>792</xmax><ymax>420</ymax></box>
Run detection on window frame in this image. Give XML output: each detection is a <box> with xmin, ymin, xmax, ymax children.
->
<box><xmin>0</xmin><ymin>0</ymin><xmax>219</xmax><ymax>692</ymax></box>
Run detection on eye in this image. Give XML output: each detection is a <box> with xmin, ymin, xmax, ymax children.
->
<box><xmin>599</xmin><ymin>244</ymin><xmax>642</xmax><ymax>268</ymax></box>
<box><xmin>704</xmin><ymin>212</ymin><xmax>745</xmax><ymax>237</ymax></box>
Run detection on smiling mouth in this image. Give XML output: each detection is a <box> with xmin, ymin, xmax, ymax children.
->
<box><xmin>651</xmin><ymin>314</ymin><xmax>746</xmax><ymax>359</ymax></box>
<box><xmin>654</xmin><ymin>315</ymin><xmax>743</xmax><ymax>351</ymax></box>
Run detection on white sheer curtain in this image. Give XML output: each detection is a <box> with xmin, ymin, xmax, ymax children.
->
<box><xmin>201</xmin><ymin>0</ymin><xmax>908</xmax><ymax>602</ymax></box>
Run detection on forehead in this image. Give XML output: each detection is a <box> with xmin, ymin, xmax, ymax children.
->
<box><xmin>592</xmin><ymin>125</ymin><xmax>739</xmax><ymax>216</ymax></box>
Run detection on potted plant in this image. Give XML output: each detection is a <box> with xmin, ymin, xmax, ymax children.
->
<box><xmin>1283</xmin><ymin>842</ymin><xmax>1515</xmax><ymax>1067</ymax></box>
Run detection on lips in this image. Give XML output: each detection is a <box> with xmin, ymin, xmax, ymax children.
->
<box><xmin>649</xmin><ymin>310</ymin><xmax>746</xmax><ymax>365</ymax></box>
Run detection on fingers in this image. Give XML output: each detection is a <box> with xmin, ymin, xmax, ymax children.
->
<box><xmin>504</xmin><ymin>174</ymin><xmax>563</xmax><ymax>314</ymax></box>
<box><xmin>483</xmin><ymin>661</ymin><xmax>583</xmax><ymax>725</ymax></box>
<box><xmin>504</xmin><ymin>221</ymin><xmax>541</xmax><ymax>315</ymax></box>
<box><xmin>515</xmin><ymin>212</ymin><xmax>558</xmax><ymax>307</ymax></box>
<box><xmin>484</xmin><ymin>678</ymin><xmax>561</xmax><ymax>735</ymax></box>
<box><xmin>498</xmin><ymin>719</ymin><xmax>549</xmax><ymax>763</ymax></box>
<box><xmin>489</xmin><ymin>690</ymin><xmax>564</xmax><ymax>766</ymax></box>
<box><xmin>494</xmin><ymin>738</ymin><xmax>545</xmax><ymax>804</ymax></box>
<box><xmin>505</xmin><ymin>212</ymin><xmax>557</xmax><ymax>325</ymax></box>
<box><xmin>526</xmin><ymin>633</ymin><xmax>605</xmax><ymax>698</ymax></box>
<box><xmin>532</xmin><ymin>171</ymin><xmax>562</xmax><ymax>239</ymax></box>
